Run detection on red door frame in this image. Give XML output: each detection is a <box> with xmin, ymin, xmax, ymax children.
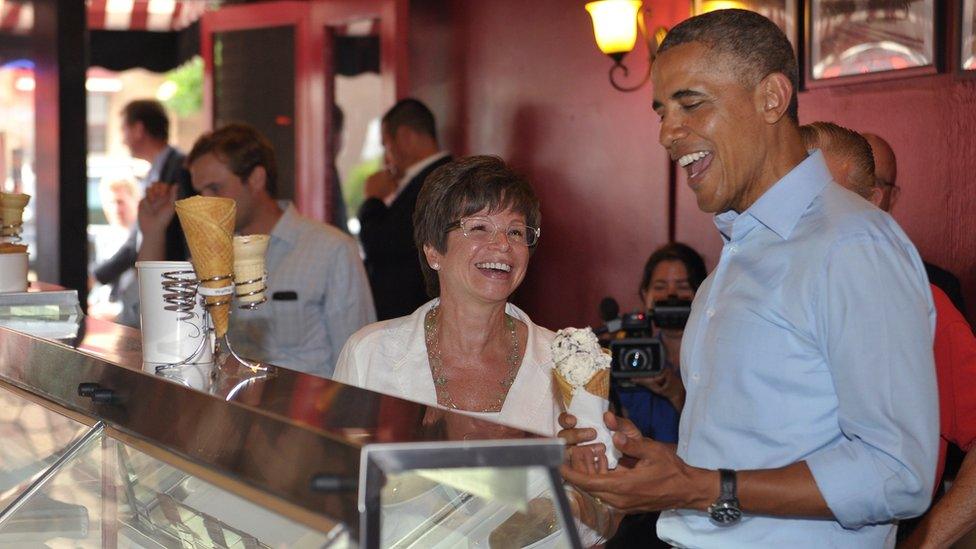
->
<box><xmin>200</xmin><ymin>0</ymin><xmax>406</xmax><ymax>222</ymax></box>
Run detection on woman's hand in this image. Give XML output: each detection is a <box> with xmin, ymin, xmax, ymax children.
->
<box><xmin>633</xmin><ymin>368</ymin><xmax>686</xmax><ymax>412</ymax></box>
<box><xmin>560</xmin><ymin>412</ymin><xmax>641</xmax><ymax>476</ymax></box>
<box><xmin>559</xmin><ymin>411</ymin><xmax>612</xmax><ymax>475</ymax></box>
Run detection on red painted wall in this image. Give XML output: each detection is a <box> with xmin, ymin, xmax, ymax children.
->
<box><xmin>410</xmin><ymin>1</ymin><xmax>976</xmax><ymax>327</ymax></box>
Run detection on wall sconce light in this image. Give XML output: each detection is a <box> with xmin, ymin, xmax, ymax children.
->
<box><xmin>585</xmin><ymin>0</ymin><xmax>667</xmax><ymax>92</ymax></box>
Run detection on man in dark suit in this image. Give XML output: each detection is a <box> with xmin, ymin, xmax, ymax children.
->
<box><xmin>358</xmin><ymin>99</ymin><xmax>451</xmax><ymax>320</ymax></box>
<box><xmin>92</xmin><ymin>99</ymin><xmax>194</xmax><ymax>326</ymax></box>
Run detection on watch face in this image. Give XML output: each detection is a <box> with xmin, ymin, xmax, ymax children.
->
<box><xmin>709</xmin><ymin>501</ymin><xmax>742</xmax><ymax>525</ymax></box>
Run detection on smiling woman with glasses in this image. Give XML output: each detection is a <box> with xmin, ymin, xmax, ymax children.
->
<box><xmin>335</xmin><ymin>155</ymin><xmax>552</xmax><ymax>423</ymax></box>
<box><xmin>334</xmin><ymin>156</ymin><xmax>616</xmax><ymax>545</ymax></box>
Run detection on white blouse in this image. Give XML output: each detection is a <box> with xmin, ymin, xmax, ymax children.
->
<box><xmin>333</xmin><ymin>299</ymin><xmax>561</xmax><ymax>436</ymax></box>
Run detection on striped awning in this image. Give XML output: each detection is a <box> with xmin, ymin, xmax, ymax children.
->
<box><xmin>0</xmin><ymin>0</ymin><xmax>210</xmax><ymax>35</ymax></box>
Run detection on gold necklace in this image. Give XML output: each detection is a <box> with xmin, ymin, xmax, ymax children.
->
<box><xmin>424</xmin><ymin>305</ymin><xmax>521</xmax><ymax>413</ymax></box>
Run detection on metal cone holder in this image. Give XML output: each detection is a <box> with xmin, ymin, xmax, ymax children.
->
<box><xmin>153</xmin><ymin>269</ymin><xmax>214</xmax><ymax>385</ymax></box>
<box><xmin>234</xmin><ymin>271</ymin><xmax>268</xmax><ymax>310</ymax></box>
<box><xmin>157</xmin><ymin>268</ymin><xmax>272</xmax><ymax>380</ymax></box>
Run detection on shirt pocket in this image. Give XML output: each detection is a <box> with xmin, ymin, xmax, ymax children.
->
<box><xmin>270</xmin><ymin>298</ymin><xmax>304</xmax><ymax>348</ymax></box>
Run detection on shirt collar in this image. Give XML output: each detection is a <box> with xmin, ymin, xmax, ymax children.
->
<box><xmin>400</xmin><ymin>151</ymin><xmax>449</xmax><ymax>187</ymax></box>
<box><xmin>393</xmin><ymin>298</ymin><xmax>546</xmax><ymax>368</ymax></box>
<box><xmin>147</xmin><ymin>146</ymin><xmax>173</xmax><ymax>181</ymax></box>
<box><xmin>714</xmin><ymin>150</ymin><xmax>830</xmax><ymax>241</ymax></box>
<box><xmin>270</xmin><ymin>201</ymin><xmax>302</xmax><ymax>247</ymax></box>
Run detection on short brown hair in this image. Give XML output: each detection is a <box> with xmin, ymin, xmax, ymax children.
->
<box><xmin>659</xmin><ymin>9</ymin><xmax>799</xmax><ymax>123</ymax></box>
<box><xmin>121</xmin><ymin>99</ymin><xmax>169</xmax><ymax>141</ymax></box>
<box><xmin>413</xmin><ymin>156</ymin><xmax>541</xmax><ymax>297</ymax></box>
<box><xmin>800</xmin><ymin>121</ymin><xmax>876</xmax><ymax>199</ymax></box>
<box><xmin>383</xmin><ymin>98</ymin><xmax>437</xmax><ymax>141</ymax></box>
<box><xmin>187</xmin><ymin>123</ymin><xmax>279</xmax><ymax>196</ymax></box>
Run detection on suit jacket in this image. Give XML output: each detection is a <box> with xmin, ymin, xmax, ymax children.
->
<box><xmin>357</xmin><ymin>156</ymin><xmax>452</xmax><ymax>320</ymax></box>
<box><xmin>93</xmin><ymin>147</ymin><xmax>194</xmax><ymax>288</ymax></box>
<box><xmin>925</xmin><ymin>260</ymin><xmax>967</xmax><ymax>318</ymax></box>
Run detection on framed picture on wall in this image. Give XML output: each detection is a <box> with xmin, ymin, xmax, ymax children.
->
<box><xmin>963</xmin><ymin>0</ymin><xmax>976</xmax><ymax>71</ymax></box>
<box><xmin>807</xmin><ymin>0</ymin><xmax>938</xmax><ymax>86</ymax></box>
<box><xmin>693</xmin><ymin>0</ymin><xmax>798</xmax><ymax>52</ymax></box>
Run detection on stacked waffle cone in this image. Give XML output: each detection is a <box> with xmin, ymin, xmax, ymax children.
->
<box><xmin>233</xmin><ymin>234</ymin><xmax>269</xmax><ymax>304</ymax></box>
<box><xmin>175</xmin><ymin>196</ymin><xmax>236</xmax><ymax>337</ymax></box>
<box><xmin>1</xmin><ymin>192</ymin><xmax>30</xmax><ymax>236</ymax></box>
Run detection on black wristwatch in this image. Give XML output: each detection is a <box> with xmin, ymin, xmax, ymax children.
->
<box><xmin>707</xmin><ymin>469</ymin><xmax>742</xmax><ymax>525</ymax></box>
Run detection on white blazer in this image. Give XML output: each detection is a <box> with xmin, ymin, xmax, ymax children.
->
<box><xmin>333</xmin><ymin>299</ymin><xmax>561</xmax><ymax>436</ymax></box>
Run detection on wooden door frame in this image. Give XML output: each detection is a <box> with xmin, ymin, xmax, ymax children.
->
<box><xmin>200</xmin><ymin>0</ymin><xmax>405</xmax><ymax>222</ymax></box>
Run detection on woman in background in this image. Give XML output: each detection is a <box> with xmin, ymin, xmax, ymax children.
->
<box><xmin>608</xmin><ymin>242</ymin><xmax>706</xmax><ymax>549</ymax></box>
<box><xmin>615</xmin><ymin>242</ymin><xmax>706</xmax><ymax>440</ymax></box>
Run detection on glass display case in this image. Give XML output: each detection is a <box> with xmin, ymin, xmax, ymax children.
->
<box><xmin>0</xmin><ymin>303</ymin><xmax>580</xmax><ymax>548</ymax></box>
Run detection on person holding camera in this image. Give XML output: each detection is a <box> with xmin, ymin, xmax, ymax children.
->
<box><xmin>616</xmin><ymin>243</ymin><xmax>706</xmax><ymax>440</ymax></box>
<box><xmin>605</xmin><ymin>243</ymin><xmax>705</xmax><ymax>549</ymax></box>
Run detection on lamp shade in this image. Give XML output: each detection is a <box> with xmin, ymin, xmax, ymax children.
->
<box><xmin>698</xmin><ymin>1</ymin><xmax>749</xmax><ymax>12</ymax></box>
<box><xmin>585</xmin><ymin>0</ymin><xmax>642</xmax><ymax>57</ymax></box>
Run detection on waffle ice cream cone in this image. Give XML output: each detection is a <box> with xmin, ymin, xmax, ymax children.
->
<box><xmin>233</xmin><ymin>234</ymin><xmax>269</xmax><ymax>304</ymax></box>
<box><xmin>583</xmin><ymin>368</ymin><xmax>610</xmax><ymax>399</ymax></box>
<box><xmin>551</xmin><ymin>327</ymin><xmax>611</xmax><ymax>402</ymax></box>
<box><xmin>554</xmin><ymin>370</ymin><xmax>576</xmax><ymax>409</ymax></box>
<box><xmin>1</xmin><ymin>192</ymin><xmax>30</xmax><ymax>236</ymax></box>
<box><xmin>175</xmin><ymin>196</ymin><xmax>236</xmax><ymax>337</ymax></box>
<box><xmin>552</xmin><ymin>349</ymin><xmax>611</xmax><ymax>406</ymax></box>
<box><xmin>551</xmin><ymin>327</ymin><xmax>619</xmax><ymax>468</ymax></box>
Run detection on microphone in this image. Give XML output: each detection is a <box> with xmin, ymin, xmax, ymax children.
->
<box><xmin>599</xmin><ymin>297</ymin><xmax>619</xmax><ymax>321</ymax></box>
<box><xmin>597</xmin><ymin>297</ymin><xmax>622</xmax><ymax>334</ymax></box>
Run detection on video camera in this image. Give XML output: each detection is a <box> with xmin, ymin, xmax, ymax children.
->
<box><xmin>596</xmin><ymin>296</ymin><xmax>692</xmax><ymax>379</ymax></box>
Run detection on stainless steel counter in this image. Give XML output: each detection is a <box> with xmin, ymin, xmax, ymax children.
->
<box><xmin>0</xmin><ymin>296</ymin><xmax>578</xmax><ymax>548</ymax></box>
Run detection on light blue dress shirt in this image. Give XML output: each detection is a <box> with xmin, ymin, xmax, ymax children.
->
<box><xmin>228</xmin><ymin>203</ymin><xmax>376</xmax><ymax>378</ymax></box>
<box><xmin>658</xmin><ymin>151</ymin><xmax>938</xmax><ymax>548</ymax></box>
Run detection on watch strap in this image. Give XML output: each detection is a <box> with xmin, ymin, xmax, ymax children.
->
<box><xmin>719</xmin><ymin>468</ymin><xmax>737</xmax><ymax>501</ymax></box>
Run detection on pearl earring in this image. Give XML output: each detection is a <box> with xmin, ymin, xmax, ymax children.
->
<box><xmin>431</xmin><ymin>263</ymin><xmax>440</xmax><ymax>270</ymax></box>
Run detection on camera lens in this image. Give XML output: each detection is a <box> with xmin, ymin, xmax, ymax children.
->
<box><xmin>623</xmin><ymin>349</ymin><xmax>648</xmax><ymax>370</ymax></box>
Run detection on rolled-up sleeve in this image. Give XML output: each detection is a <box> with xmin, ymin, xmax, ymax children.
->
<box><xmin>805</xmin><ymin>233</ymin><xmax>939</xmax><ymax>528</ymax></box>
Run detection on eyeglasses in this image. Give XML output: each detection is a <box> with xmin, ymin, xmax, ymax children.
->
<box><xmin>446</xmin><ymin>216</ymin><xmax>541</xmax><ymax>247</ymax></box>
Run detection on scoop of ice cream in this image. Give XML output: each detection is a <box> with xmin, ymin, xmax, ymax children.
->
<box><xmin>551</xmin><ymin>327</ymin><xmax>610</xmax><ymax>388</ymax></box>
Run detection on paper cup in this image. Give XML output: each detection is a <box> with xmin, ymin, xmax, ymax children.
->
<box><xmin>136</xmin><ymin>261</ymin><xmax>213</xmax><ymax>366</ymax></box>
<box><xmin>0</xmin><ymin>252</ymin><xmax>28</xmax><ymax>293</ymax></box>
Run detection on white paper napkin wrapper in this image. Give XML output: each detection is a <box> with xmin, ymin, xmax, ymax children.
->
<box><xmin>568</xmin><ymin>389</ymin><xmax>621</xmax><ymax>469</ymax></box>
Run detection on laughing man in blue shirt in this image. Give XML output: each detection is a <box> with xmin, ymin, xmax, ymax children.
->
<box><xmin>563</xmin><ymin>9</ymin><xmax>938</xmax><ymax>548</ymax></box>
